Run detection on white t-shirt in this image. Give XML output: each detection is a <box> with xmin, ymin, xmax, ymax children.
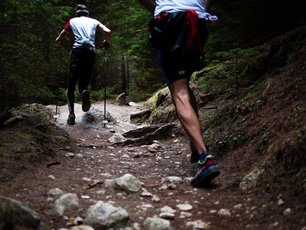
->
<box><xmin>154</xmin><ymin>0</ymin><xmax>208</xmax><ymax>18</ymax></box>
<box><xmin>64</xmin><ymin>16</ymin><xmax>100</xmax><ymax>50</ymax></box>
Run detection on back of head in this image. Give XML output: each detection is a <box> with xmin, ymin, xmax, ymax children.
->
<box><xmin>75</xmin><ymin>4</ymin><xmax>89</xmax><ymax>17</ymax></box>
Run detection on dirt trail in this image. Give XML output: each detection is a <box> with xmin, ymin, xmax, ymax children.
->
<box><xmin>0</xmin><ymin>101</ymin><xmax>304</xmax><ymax>230</ymax></box>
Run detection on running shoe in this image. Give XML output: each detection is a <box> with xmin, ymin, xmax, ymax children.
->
<box><xmin>82</xmin><ymin>90</ymin><xmax>91</xmax><ymax>112</ymax></box>
<box><xmin>191</xmin><ymin>151</ymin><xmax>220</xmax><ymax>187</ymax></box>
<box><xmin>67</xmin><ymin>112</ymin><xmax>75</xmax><ymax>125</ymax></box>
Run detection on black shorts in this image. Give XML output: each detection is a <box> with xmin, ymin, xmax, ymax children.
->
<box><xmin>149</xmin><ymin>12</ymin><xmax>208</xmax><ymax>85</ymax></box>
<box><xmin>157</xmin><ymin>46</ymin><xmax>205</xmax><ymax>85</ymax></box>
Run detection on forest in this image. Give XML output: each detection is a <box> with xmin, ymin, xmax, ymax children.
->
<box><xmin>0</xmin><ymin>0</ymin><xmax>306</xmax><ymax>229</ymax></box>
<box><xmin>0</xmin><ymin>0</ymin><xmax>305</xmax><ymax>111</ymax></box>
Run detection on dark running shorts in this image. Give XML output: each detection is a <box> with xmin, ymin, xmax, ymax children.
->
<box><xmin>154</xmin><ymin>17</ymin><xmax>208</xmax><ymax>85</ymax></box>
<box><xmin>157</xmin><ymin>48</ymin><xmax>205</xmax><ymax>85</ymax></box>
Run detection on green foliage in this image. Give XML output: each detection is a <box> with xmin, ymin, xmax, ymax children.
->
<box><xmin>201</xmin><ymin>107</ymin><xmax>248</xmax><ymax>156</ymax></box>
<box><xmin>195</xmin><ymin>48</ymin><xmax>259</xmax><ymax>99</ymax></box>
<box><xmin>86</xmin><ymin>0</ymin><xmax>161</xmax><ymax>101</ymax></box>
<box><xmin>1</xmin><ymin>0</ymin><xmax>305</xmax><ymax>110</ymax></box>
<box><xmin>55</xmin><ymin>135</ymin><xmax>68</xmax><ymax>143</ymax></box>
<box><xmin>293</xmin><ymin>131</ymin><xmax>302</xmax><ymax>141</ymax></box>
<box><xmin>0</xmin><ymin>0</ymin><xmax>72</xmax><ymax>108</ymax></box>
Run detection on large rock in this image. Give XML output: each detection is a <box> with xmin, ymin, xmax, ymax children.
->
<box><xmin>54</xmin><ymin>193</ymin><xmax>80</xmax><ymax>216</ymax></box>
<box><xmin>84</xmin><ymin>201</ymin><xmax>129</xmax><ymax>229</ymax></box>
<box><xmin>115</xmin><ymin>174</ymin><xmax>142</xmax><ymax>193</ymax></box>
<box><xmin>239</xmin><ymin>168</ymin><xmax>264</xmax><ymax>190</ymax></box>
<box><xmin>82</xmin><ymin>108</ymin><xmax>113</xmax><ymax>124</ymax></box>
<box><xmin>143</xmin><ymin>217</ymin><xmax>173</xmax><ymax>230</ymax></box>
<box><xmin>0</xmin><ymin>196</ymin><xmax>43</xmax><ymax>229</ymax></box>
<box><xmin>116</xmin><ymin>124</ymin><xmax>179</xmax><ymax>146</ymax></box>
<box><xmin>146</xmin><ymin>87</ymin><xmax>177</xmax><ymax>124</ymax></box>
<box><xmin>130</xmin><ymin>109</ymin><xmax>151</xmax><ymax>123</ymax></box>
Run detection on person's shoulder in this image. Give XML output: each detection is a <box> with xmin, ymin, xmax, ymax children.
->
<box><xmin>87</xmin><ymin>17</ymin><xmax>100</xmax><ymax>22</ymax></box>
<box><xmin>86</xmin><ymin>17</ymin><xmax>101</xmax><ymax>25</ymax></box>
<box><xmin>69</xmin><ymin>17</ymin><xmax>80</xmax><ymax>22</ymax></box>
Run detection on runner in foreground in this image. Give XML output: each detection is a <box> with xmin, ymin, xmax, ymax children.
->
<box><xmin>138</xmin><ymin>0</ymin><xmax>220</xmax><ymax>186</ymax></box>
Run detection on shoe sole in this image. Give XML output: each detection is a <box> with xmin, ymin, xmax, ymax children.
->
<box><xmin>191</xmin><ymin>165</ymin><xmax>220</xmax><ymax>187</ymax></box>
<box><xmin>67</xmin><ymin>117</ymin><xmax>75</xmax><ymax>125</ymax></box>
<box><xmin>82</xmin><ymin>90</ymin><xmax>90</xmax><ymax>112</ymax></box>
<box><xmin>67</xmin><ymin>120</ymin><xmax>75</xmax><ymax>125</ymax></box>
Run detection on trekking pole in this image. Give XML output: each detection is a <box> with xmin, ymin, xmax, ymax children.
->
<box><xmin>102</xmin><ymin>40</ymin><xmax>110</xmax><ymax>128</ymax></box>
<box><xmin>53</xmin><ymin>84</ymin><xmax>63</xmax><ymax>121</ymax></box>
<box><xmin>54</xmin><ymin>104</ymin><xmax>59</xmax><ymax>121</ymax></box>
<box><xmin>103</xmin><ymin>55</ymin><xmax>108</xmax><ymax>128</ymax></box>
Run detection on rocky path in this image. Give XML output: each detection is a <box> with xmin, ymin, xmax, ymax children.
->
<box><xmin>0</xmin><ymin>101</ymin><xmax>303</xmax><ymax>230</ymax></box>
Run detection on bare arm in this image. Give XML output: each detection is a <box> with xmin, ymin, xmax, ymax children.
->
<box><xmin>138</xmin><ymin>0</ymin><xmax>155</xmax><ymax>13</ymax></box>
<box><xmin>55</xmin><ymin>29</ymin><xmax>68</xmax><ymax>42</ymax></box>
<box><xmin>97</xmin><ymin>23</ymin><xmax>112</xmax><ymax>42</ymax></box>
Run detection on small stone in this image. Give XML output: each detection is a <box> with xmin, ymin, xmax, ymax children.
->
<box><xmin>152</xmin><ymin>195</ymin><xmax>161</xmax><ymax>203</ymax></box>
<box><xmin>283</xmin><ymin>208</ymin><xmax>292</xmax><ymax>216</ymax></box>
<box><xmin>75</xmin><ymin>153</ymin><xmax>84</xmax><ymax>158</ymax></box>
<box><xmin>48</xmin><ymin>175</ymin><xmax>56</xmax><ymax>180</ymax></box>
<box><xmin>70</xmin><ymin>225</ymin><xmax>94</xmax><ymax>230</ymax></box>
<box><xmin>141</xmin><ymin>190</ymin><xmax>153</xmax><ymax>197</ymax></box>
<box><xmin>179</xmin><ymin>212</ymin><xmax>192</xmax><ymax>218</ymax></box>
<box><xmin>108</xmin><ymin>133</ymin><xmax>126</xmax><ymax>143</ymax></box>
<box><xmin>176</xmin><ymin>204</ymin><xmax>193</xmax><ymax>211</ymax></box>
<box><xmin>148</xmin><ymin>143</ymin><xmax>161</xmax><ymax>153</ymax></box>
<box><xmin>272</xmin><ymin>222</ymin><xmax>279</xmax><ymax>227</ymax></box>
<box><xmin>65</xmin><ymin>152</ymin><xmax>75</xmax><ymax>157</ymax></box>
<box><xmin>164</xmin><ymin>176</ymin><xmax>183</xmax><ymax>184</ymax></box>
<box><xmin>217</xmin><ymin>209</ymin><xmax>231</xmax><ymax>217</ymax></box>
<box><xmin>160</xmin><ymin>206</ymin><xmax>176</xmax><ymax>214</ymax></box>
<box><xmin>160</xmin><ymin>184</ymin><xmax>168</xmax><ymax>190</ymax></box>
<box><xmin>277</xmin><ymin>198</ymin><xmax>285</xmax><ymax>206</ymax></box>
<box><xmin>233</xmin><ymin>204</ymin><xmax>243</xmax><ymax>209</ymax></box>
<box><xmin>168</xmin><ymin>183</ymin><xmax>176</xmax><ymax>189</ymax></box>
<box><xmin>159</xmin><ymin>212</ymin><xmax>175</xmax><ymax>220</ymax></box>
<box><xmin>73</xmin><ymin>216</ymin><xmax>84</xmax><ymax>225</ymax></box>
<box><xmin>184</xmin><ymin>177</ymin><xmax>193</xmax><ymax>182</ymax></box>
<box><xmin>140</xmin><ymin>204</ymin><xmax>154</xmax><ymax>210</ymax></box>
<box><xmin>47</xmin><ymin>188</ymin><xmax>64</xmax><ymax>199</ymax></box>
<box><xmin>82</xmin><ymin>177</ymin><xmax>92</xmax><ymax>182</ymax></box>
<box><xmin>132</xmin><ymin>222</ymin><xmax>142</xmax><ymax>230</ymax></box>
<box><xmin>81</xmin><ymin>195</ymin><xmax>90</xmax><ymax>199</ymax></box>
<box><xmin>186</xmin><ymin>220</ymin><xmax>210</xmax><ymax>229</ymax></box>
<box><xmin>100</xmin><ymin>173</ymin><xmax>112</xmax><ymax>177</ymax></box>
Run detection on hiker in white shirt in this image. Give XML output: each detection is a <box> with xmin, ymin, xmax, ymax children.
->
<box><xmin>56</xmin><ymin>4</ymin><xmax>111</xmax><ymax>125</ymax></box>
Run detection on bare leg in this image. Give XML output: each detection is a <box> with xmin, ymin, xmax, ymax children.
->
<box><xmin>189</xmin><ymin>87</ymin><xmax>201</xmax><ymax>163</ymax></box>
<box><xmin>168</xmin><ymin>78</ymin><xmax>207</xmax><ymax>155</ymax></box>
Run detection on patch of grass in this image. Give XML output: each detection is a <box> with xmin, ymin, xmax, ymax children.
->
<box><xmin>214</xmin><ymin>133</ymin><xmax>247</xmax><ymax>154</ymax></box>
<box><xmin>195</xmin><ymin>47</ymin><xmax>261</xmax><ymax>100</ymax></box>
<box><xmin>55</xmin><ymin>135</ymin><xmax>68</xmax><ymax>143</ymax></box>
<box><xmin>293</xmin><ymin>131</ymin><xmax>302</xmax><ymax>141</ymax></box>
